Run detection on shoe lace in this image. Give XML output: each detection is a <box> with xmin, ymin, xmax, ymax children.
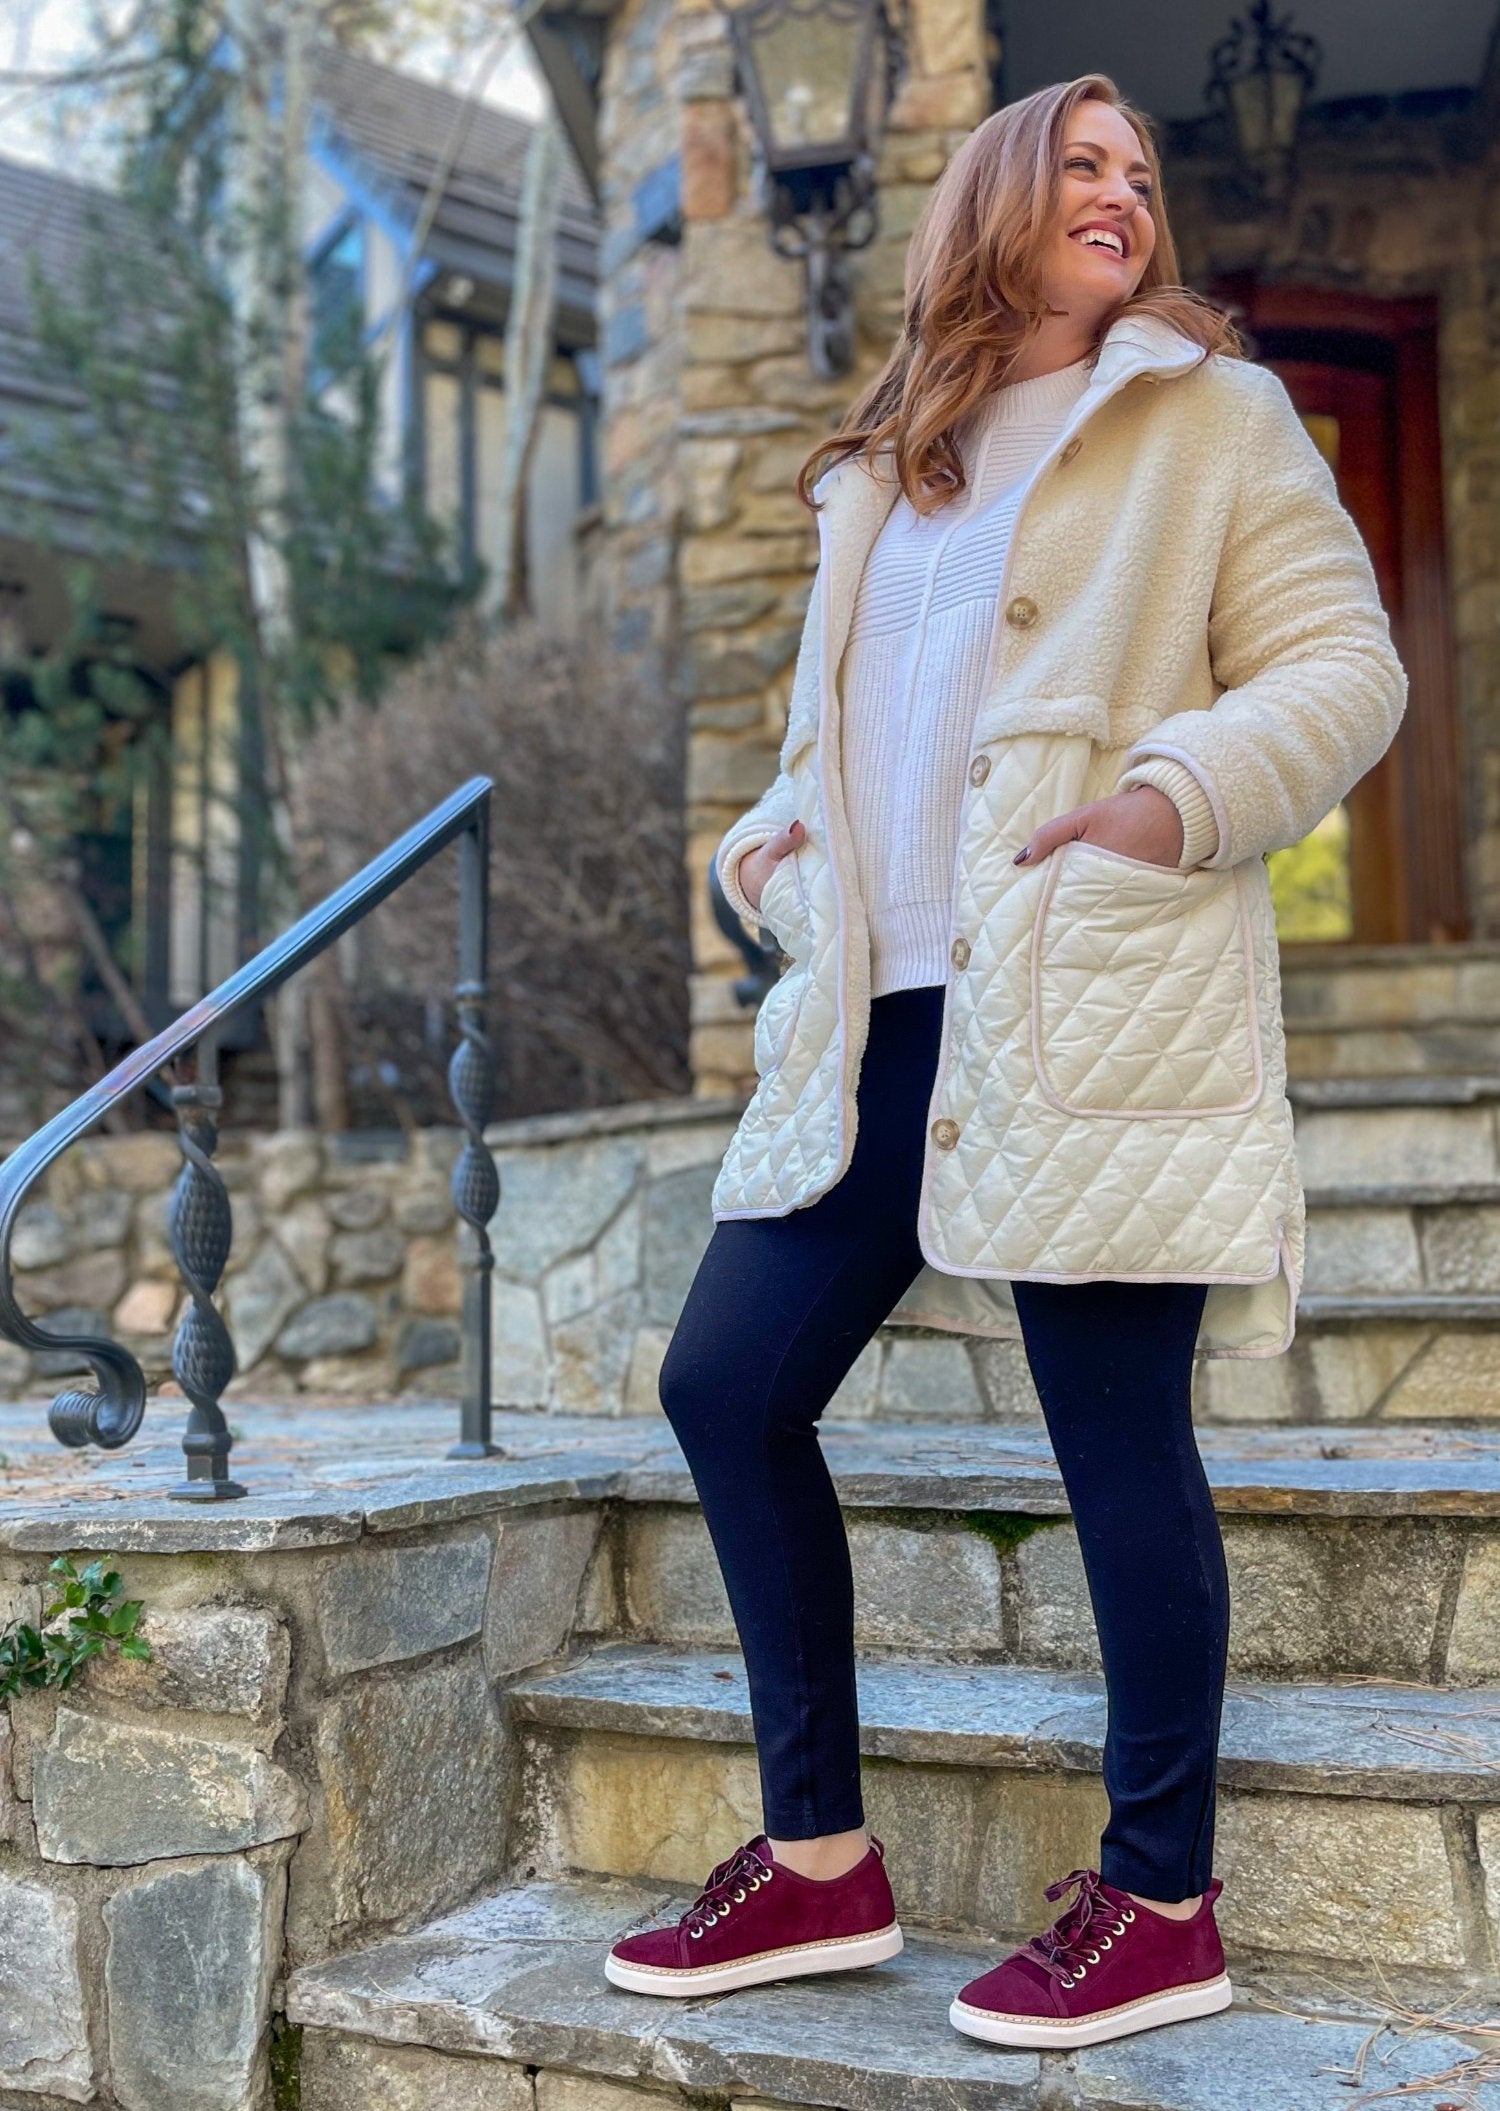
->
<box><xmin>680</xmin><ymin>1839</ymin><xmax>774</xmax><ymax>1938</ymax></box>
<box><xmin>1020</xmin><ymin>1868</ymin><xmax>1136</xmax><ymax>1988</ymax></box>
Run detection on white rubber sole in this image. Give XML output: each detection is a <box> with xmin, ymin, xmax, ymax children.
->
<box><xmin>604</xmin><ymin>1920</ymin><xmax>904</xmax><ymax>1997</ymax></box>
<box><xmin>949</xmin><ymin>1970</ymin><xmax>1233</xmax><ymax>2049</ymax></box>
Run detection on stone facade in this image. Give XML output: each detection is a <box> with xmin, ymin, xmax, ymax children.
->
<box><xmin>585</xmin><ymin>0</ymin><xmax>1500</xmax><ymax>1090</ymax></box>
<box><xmin>0</xmin><ymin>1468</ymin><xmax>607</xmax><ymax>2108</ymax></box>
<box><xmin>588</xmin><ymin>0</ymin><xmax>993</xmax><ymax>1097</ymax></box>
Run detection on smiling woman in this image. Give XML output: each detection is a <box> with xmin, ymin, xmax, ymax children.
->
<box><xmin>618</xmin><ymin>67</ymin><xmax>1406</xmax><ymax>2062</ymax></box>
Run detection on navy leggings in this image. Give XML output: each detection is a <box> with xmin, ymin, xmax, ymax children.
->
<box><xmin>658</xmin><ymin>982</ymin><xmax>1228</xmax><ymax>1901</ymax></box>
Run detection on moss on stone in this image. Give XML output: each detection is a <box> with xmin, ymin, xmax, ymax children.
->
<box><xmin>961</xmin><ymin>1510</ymin><xmax>1065</xmax><ymax>1558</ymax></box>
<box><xmin>269</xmin><ymin>2017</ymin><xmax>302</xmax><ymax>2111</ymax></box>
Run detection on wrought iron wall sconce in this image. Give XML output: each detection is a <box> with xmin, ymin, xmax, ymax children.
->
<box><xmin>1205</xmin><ymin>0</ymin><xmax>1322</xmax><ymax>208</ymax></box>
<box><xmin>718</xmin><ymin>0</ymin><xmax>906</xmax><ymax>377</ymax></box>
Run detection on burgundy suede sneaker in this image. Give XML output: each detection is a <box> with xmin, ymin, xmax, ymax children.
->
<box><xmin>949</xmin><ymin>1867</ymin><xmax>1231</xmax><ymax>2049</ymax></box>
<box><xmin>604</xmin><ymin>1832</ymin><xmax>902</xmax><ymax>1996</ymax></box>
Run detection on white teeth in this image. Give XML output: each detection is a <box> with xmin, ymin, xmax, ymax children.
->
<box><xmin>1075</xmin><ymin>229</ymin><xmax>1125</xmax><ymax>256</ymax></box>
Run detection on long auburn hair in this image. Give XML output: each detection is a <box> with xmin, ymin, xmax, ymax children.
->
<box><xmin>795</xmin><ymin>74</ymin><xmax>1244</xmax><ymax>517</ymax></box>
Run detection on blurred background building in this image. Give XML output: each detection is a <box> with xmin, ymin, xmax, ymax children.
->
<box><xmin>0</xmin><ymin>0</ymin><xmax>1495</xmax><ymax>1115</ymax></box>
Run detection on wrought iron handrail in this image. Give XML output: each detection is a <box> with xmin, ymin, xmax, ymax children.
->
<box><xmin>0</xmin><ymin>776</ymin><xmax>499</xmax><ymax>1502</ymax></box>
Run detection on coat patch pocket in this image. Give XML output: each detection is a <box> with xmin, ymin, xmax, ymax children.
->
<box><xmin>1030</xmin><ymin>841</ymin><xmax>1262</xmax><ymax>1118</ymax></box>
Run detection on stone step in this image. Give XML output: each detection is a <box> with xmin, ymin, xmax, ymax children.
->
<box><xmin>1288</xmin><ymin>1018</ymin><xmax>1500</xmax><ymax>1078</ymax></box>
<box><xmin>1200</xmin><ymin>1300</ymin><xmax>1500</xmax><ymax>1425</ymax></box>
<box><xmin>1281</xmin><ymin>945</ymin><xmax>1500</xmax><ymax>1081</ymax></box>
<box><xmin>600</xmin><ymin>1421</ymin><xmax>1500</xmax><ymax>1685</ymax></box>
<box><xmin>505</xmin><ymin>1642</ymin><xmax>1500</xmax><ymax>1977</ymax></box>
<box><xmin>1288</xmin><ymin>1075</ymin><xmax>1500</xmax><ymax>1192</ymax></box>
<box><xmin>1304</xmin><ymin>1186</ymin><xmax>1500</xmax><ymax>1299</ymax></box>
<box><xmin>285</xmin><ymin>1873</ymin><xmax>1500</xmax><ymax>2111</ymax></box>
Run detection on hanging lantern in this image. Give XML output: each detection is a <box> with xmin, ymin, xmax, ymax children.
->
<box><xmin>1205</xmin><ymin>0</ymin><xmax>1322</xmax><ymax>204</ymax></box>
<box><xmin>719</xmin><ymin>0</ymin><xmax>903</xmax><ymax>375</ymax></box>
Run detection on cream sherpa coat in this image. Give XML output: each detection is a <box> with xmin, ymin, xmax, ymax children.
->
<box><xmin>711</xmin><ymin>312</ymin><xmax>1408</xmax><ymax>1356</ymax></box>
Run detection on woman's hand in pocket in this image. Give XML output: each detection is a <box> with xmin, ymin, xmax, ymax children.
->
<box><xmin>1013</xmin><ymin>786</ymin><xmax>1184</xmax><ymax>871</ymax></box>
<box><xmin>739</xmin><ymin>820</ymin><xmax>807</xmax><ymax>912</ymax></box>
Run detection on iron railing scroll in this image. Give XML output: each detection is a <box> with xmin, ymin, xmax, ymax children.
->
<box><xmin>0</xmin><ymin>777</ymin><xmax>500</xmax><ymax>1501</ymax></box>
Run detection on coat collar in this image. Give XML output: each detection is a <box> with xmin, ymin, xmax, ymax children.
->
<box><xmin>787</xmin><ymin>314</ymin><xmax>1208</xmax><ymax>762</ymax></box>
<box><xmin>810</xmin><ymin>311</ymin><xmax>1207</xmax><ymax>520</ymax></box>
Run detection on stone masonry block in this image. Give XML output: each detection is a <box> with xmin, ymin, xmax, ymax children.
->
<box><xmin>0</xmin><ymin>1874</ymin><xmax>91</xmax><ymax>2100</ymax></box>
<box><xmin>105</xmin><ymin>1856</ymin><xmax>279</xmax><ymax>2111</ymax></box>
<box><xmin>642</xmin><ymin>1165</ymin><xmax>717</xmax><ymax>1327</ymax></box>
<box><xmin>490</xmin><ymin>1138</ymin><xmax>642</xmax><ymax>1285</ymax></box>
<box><xmin>1222</xmin><ymin>1518</ymin><xmax>1450</xmax><ymax>1681</ymax></box>
<box><xmin>34</xmin><ymin>1708</ymin><xmax>305</xmax><ymax>1865</ymax></box>
<box><xmin>0</xmin><ymin>1883</ymin><xmax>90</xmax><ymax>2094</ymax></box>
<box><xmin>1447</xmin><ymin>1536</ymin><xmax>1500</xmax><ymax>1680</ymax></box>
<box><xmin>879</xmin><ymin>1336</ymin><xmax>986</xmax><ymax>1419</ymax></box>
<box><xmin>303</xmin><ymin>2033</ymin><xmax>534</xmax><ymax>2110</ymax></box>
<box><xmin>485</xmin><ymin>1510</ymin><xmax>602</xmax><ymax>1676</ymax></box>
<box><xmin>1215</xmin><ymin>1794</ymin><xmax>1462</xmax><ymax>1967</ymax></box>
<box><xmin>545</xmin><ymin>1728</ymin><xmax>761</xmax><ymax>1883</ymax></box>
<box><xmin>539</xmin><ymin>2075</ymin><xmax>674</xmax><ymax>2111</ymax></box>
<box><xmin>86</xmin><ymin>1605</ymin><xmax>290</xmax><ymax>1723</ymax></box>
<box><xmin>1302</xmin><ymin>1208</ymin><xmax>1421</xmax><ymax>1295</ymax></box>
<box><xmin>1012</xmin><ymin>1524</ymin><xmax>1101</xmax><ymax>1671</ymax></box>
<box><xmin>624</xmin><ymin>1510</ymin><xmax>734</xmax><ymax>1646</ymax></box>
<box><xmin>971</xmin><ymin>1771</ymin><xmax>1111</xmax><ymax>1936</ymax></box>
<box><xmin>851</xmin><ymin>1523</ymin><xmax>1004</xmax><ymax>1653</ymax></box>
<box><xmin>309</xmin><ymin>1654</ymin><xmax>511</xmax><ymax>1935</ymax></box>
<box><xmin>491</xmin><ymin>1279</ymin><xmax>549</xmax><ymax>1407</ymax></box>
<box><xmin>316</xmin><ymin>1531</ymin><xmax>492</xmax><ymax>1677</ymax></box>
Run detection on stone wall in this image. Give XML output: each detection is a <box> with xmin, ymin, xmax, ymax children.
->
<box><xmin>592</xmin><ymin>0</ymin><xmax>686</xmax><ymax>689</ymax></box>
<box><xmin>0</xmin><ymin>1466</ymin><xmax>608</xmax><ymax>2109</ymax></box>
<box><xmin>3</xmin><ymin>1127</ymin><xmax>469</xmax><ymax>1410</ymax></box>
<box><xmin>5</xmin><ymin>1103</ymin><xmax>989</xmax><ymax>1421</ymax></box>
<box><xmin>586</xmin><ymin>0</ymin><xmax>992</xmax><ymax>1097</ymax></box>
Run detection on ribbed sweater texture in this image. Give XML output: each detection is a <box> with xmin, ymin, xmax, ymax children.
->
<box><xmin>836</xmin><ymin>355</ymin><xmax>1095</xmax><ymax>996</ymax></box>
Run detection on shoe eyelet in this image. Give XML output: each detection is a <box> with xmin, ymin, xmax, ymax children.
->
<box><xmin>1111</xmin><ymin>1922</ymin><xmax>1126</xmax><ymax>1937</ymax></box>
<box><xmin>1121</xmin><ymin>1908</ymin><xmax>1136</xmax><ymax>1923</ymax></box>
<box><xmin>689</xmin><ymin>1927</ymin><xmax>703</xmax><ymax>1939</ymax></box>
<box><xmin>1060</xmin><ymin>1974</ymin><xmax>1073</xmax><ymax>1990</ymax></box>
<box><xmin>764</xmin><ymin>1867</ymin><xmax>774</xmax><ymax>1880</ymax></box>
<box><xmin>1074</xmin><ymin>1965</ymin><xmax>1087</xmax><ymax>1981</ymax></box>
<box><xmin>1099</xmin><ymin>1937</ymin><xmax>1112</xmax><ymax>1951</ymax></box>
<box><xmin>1085</xmin><ymin>1950</ymin><xmax>1100</xmax><ymax>1965</ymax></box>
<box><xmin>733</xmin><ymin>1888</ymin><xmax>745</xmax><ymax>1902</ymax></box>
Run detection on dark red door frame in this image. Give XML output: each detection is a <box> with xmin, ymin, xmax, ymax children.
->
<box><xmin>1205</xmin><ymin>279</ymin><xmax>1467</xmax><ymax>944</ymax></box>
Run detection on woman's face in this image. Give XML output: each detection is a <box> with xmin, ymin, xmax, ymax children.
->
<box><xmin>1039</xmin><ymin>101</ymin><xmax>1157</xmax><ymax>326</ymax></box>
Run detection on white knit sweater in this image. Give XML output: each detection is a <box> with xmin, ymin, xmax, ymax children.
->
<box><xmin>834</xmin><ymin>352</ymin><xmax>1218</xmax><ymax>995</ymax></box>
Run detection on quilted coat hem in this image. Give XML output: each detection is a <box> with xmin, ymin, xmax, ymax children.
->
<box><xmin>914</xmin><ymin>1239</ymin><xmax>1289</xmax><ymax>1291</ymax></box>
<box><xmin>885</xmin><ymin>1229</ymin><xmax>1300</xmax><ymax>1358</ymax></box>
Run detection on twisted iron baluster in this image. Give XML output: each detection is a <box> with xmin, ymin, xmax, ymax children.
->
<box><xmin>448</xmin><ymin>815</ymin><xmax>500</xmax><ymax>1458</ymax></box>
<box><xmin>167</xmin><ymin>1066</ymin><xmax>246</xmax><ymax>1501</ymax></box>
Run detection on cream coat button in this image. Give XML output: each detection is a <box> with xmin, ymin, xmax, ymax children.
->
<box><xmin>931</xmin><ymin>1117</ymin><xmax>960</xmax><ymax>1150</ymax></box>
<box><xmin>1005</xmin><ymin>595</ymin><xmax>1038</xmax><ymax>628</ymax></box>
<box><xmin>969</xmin><ymin>753</ymin><xmax>991</xmax><ymax>786</ymax></box>
<box><xmin>950</xmin><ymin>936</ymin><xmax>971</xmax><ymax>970</ymax></box>
<box><xmin>1059</xmin><ymin>436</ymin><xmax>1081</xmax><ymax>464</ymax></box>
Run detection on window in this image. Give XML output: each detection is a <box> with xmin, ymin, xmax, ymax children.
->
<box><xmin>309</xmin><ymin>218</ymin><xmax>365</xmax><ymax>385</ymax></box>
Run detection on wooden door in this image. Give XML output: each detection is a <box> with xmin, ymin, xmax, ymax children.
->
<box><xmin>1206</xmin><ymin>283</ymin><xmax>1467</xmax><ymax>944</ymax></box>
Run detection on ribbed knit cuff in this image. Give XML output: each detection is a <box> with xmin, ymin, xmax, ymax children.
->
<box><xmin>1118</xmin><ymin>758</ymin><xmax>1220</xmax><ymax>869</ymax></box>
<box><xmin>716</xmin><ymin>830</ymin><xmax>778</xmax><ymax>931</ymax></box>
